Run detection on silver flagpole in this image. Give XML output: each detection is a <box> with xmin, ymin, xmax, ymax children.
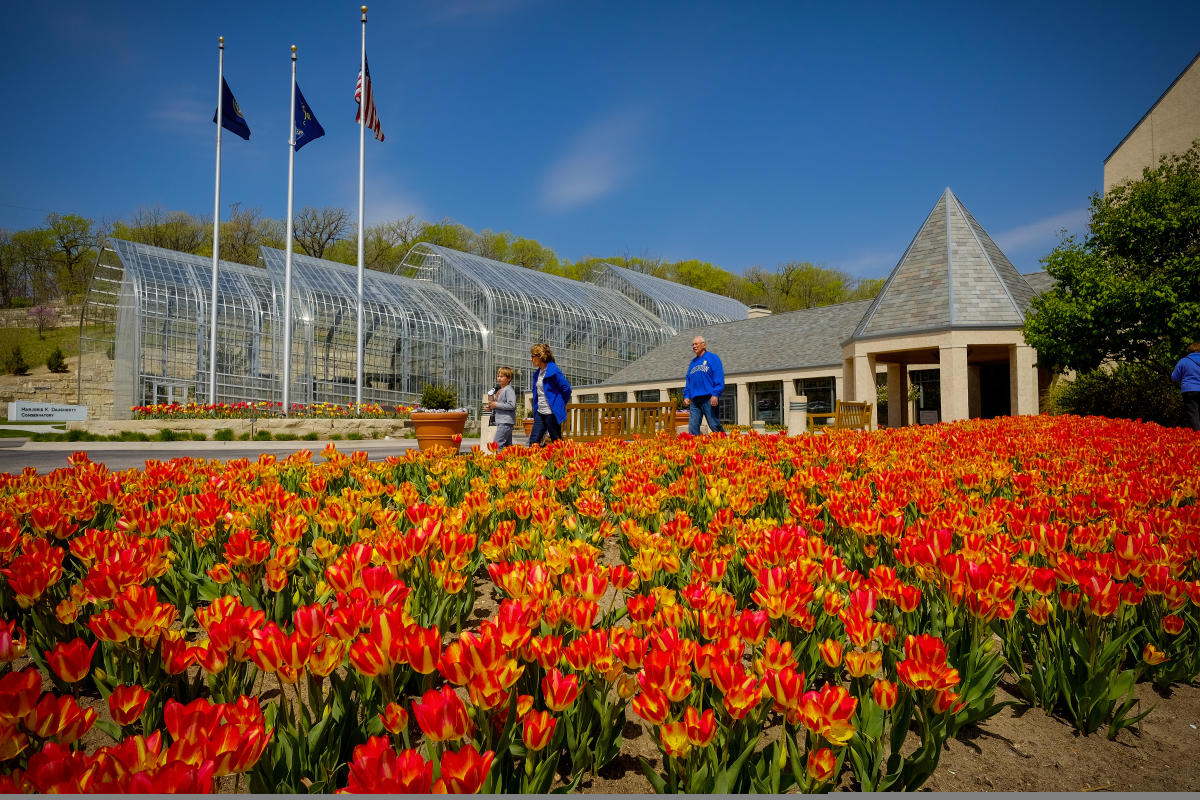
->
<box><xmin>282</xmin><ymin>45</ymin><xmax>297</xmax><ymax>417</ymax></box>
<box><xmin>209</xmin><ymin>36</ymin><xmax>224</xmax><ymax>405</ymax></box>
<box><xmin>355</xmin><ymin>6</ymin><xmax>367</xmax><ymax>408</ymax></box>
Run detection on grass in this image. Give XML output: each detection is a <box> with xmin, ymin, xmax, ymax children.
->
<box><xmin>0</xmin><ymin>324</ymin><xmax>87</xmax><ymax>370</ymax></box>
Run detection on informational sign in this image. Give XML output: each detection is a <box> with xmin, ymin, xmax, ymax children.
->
<box><xmin>6</xmin><ymin>402</ymin><xmax>87</xmax><ymax>422</ymax></box>
<box><xmin>919</xmin><ymin>409</ymin><xmax>939</xmax><ymax>425</ymax></box>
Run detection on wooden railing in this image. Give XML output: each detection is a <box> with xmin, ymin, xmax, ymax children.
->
<box><xmin>563</xmin><ymin>401</ymin><xmax>676</xmax><ymax>442</ymax></box>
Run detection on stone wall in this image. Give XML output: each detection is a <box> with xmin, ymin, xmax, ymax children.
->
<box><xmin>0</xmin><ymin>304</ymin><xmax>82</xmax><ymax>329</ymax></box>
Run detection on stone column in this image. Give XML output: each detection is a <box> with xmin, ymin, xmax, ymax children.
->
<box><xmin>967</xmin><ymin>365</ymin><xmax>981</xmax><ymax>419</ymax></box>
<box><xmin>939</xmin><ymin>345</ymin><xmax>969</xmax><ymax>422</ymax></box>
<box><xmin>1010</xmin><ymin>344</ymin><xmax>1040</xmax><ymax>415</ymax></box>
<box><xmin>735</xmin><ymin>382</ymin><xmax>751</xmax><ymax>428</ymax></box>
<box><xmin>887</xmin><ymin>363</ymin><xmax>904</xmax><ymax>428</ymax></box>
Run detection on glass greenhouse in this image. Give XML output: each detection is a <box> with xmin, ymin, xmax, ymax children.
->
<box><xmin>78</xmin><ymin>240</ymin><xmax>749</xmax><ymax>419</ymax></box>
<box><xmin>79</xmin><ymin>240</ymin><xmax>485</xmax><ymax>417</ymax></box>
<box><xmin>396</xmin><ymin>243</ymin><xmax>673</xmax><ymax>395</ymax></box>
<box><xmin>588</xmin><ymin>262</ymin><xmax>749</xmax><ymax>332</ymax></box>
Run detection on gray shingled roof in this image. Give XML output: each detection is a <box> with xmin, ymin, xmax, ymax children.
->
<box><xmin>591</xmin><ymin>300</ymin><xmax>872</xmax><ymax>387</ymax></box>
<box><xmin>1021</xmin><ymin>270</ymin><xmax>1056</xmax><ymax>296</ymax></box>
<box><xmin>850</xmin><ymin>188</ymin><xmax>1036</xmax><ymax>340</ymax></box>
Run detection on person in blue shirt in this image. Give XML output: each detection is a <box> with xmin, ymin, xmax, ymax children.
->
<box><xmin>683</xmin><ymin>335</ymin><xmax>725</xmax><ymax>435</ymax></box>
<box><xmin>528</xmin><ymin>342</ymin><xmax>572</xmax><ymax>445</ymax></box>
<box><xmin>1171</xmin><ymin>342</ymin><xmax>1200</xmax><ymax>431</ymax></box>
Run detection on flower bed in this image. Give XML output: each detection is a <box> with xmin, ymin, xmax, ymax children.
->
<box><xmin>0</xmin><ymin>415</ymin><xmax>1197</xmax><ymax>792</ymax></box>
<box><xmin>132</xmin><ymin>402</ymin><xmax>414</xmax><ymax>420</ymax></box>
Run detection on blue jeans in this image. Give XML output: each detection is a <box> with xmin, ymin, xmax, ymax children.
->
<box><xmin>688</xmin><ymin>396</ymin><xmax>724</xmax><ymax>435</ymax></box>
<box><xmin>528</xmin><ymin>412</ymin><xmax>563</xmax><ymax>446</ymax></box>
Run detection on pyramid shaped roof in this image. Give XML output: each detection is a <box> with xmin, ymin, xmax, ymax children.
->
<box><xmin>850</xmin><ymin>188</ymin><xmax>1036</xmax><ymax>340</ymax></box>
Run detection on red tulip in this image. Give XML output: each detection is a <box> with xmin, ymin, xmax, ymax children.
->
<box><xmin>522</xmin><ymin>710</ymin><xmax>557</xmax><ymax>752</ymax></box>
<box><xmin>44</xmin><ymin>637</ymin><xmax>96</xmax><ymax>684</ymax></box>
<box><xmin>412</xmin><ymin>685</ymin><xmax>472</xmax><ymax>743</ymax></box>
<box><xmin>380</xmin><ymin>702</ymin><xmax>409</xmax><ymax>735</ymax></box>
<box><xmin>806</xmin><ymin>746</ymin><xmax>836</xmax><ymax>783</ymax></box>
<box><xmin>871</xmin><ymin>678</ymin><xmax>898</xmax><ymax>710</ymax></box>
<box><xmin>436</xmin><ymin>743</ymin><xmax>494</xmax><ymax>793</ymax></box>
<box><xmin>108</xmin><ymin>684</ymin><xmax>151</xmax><ymax>727</ymax></box>
<box><xmin>541</xmin><ymin>668</ymin><xmax>581</xmax><ymax>712</ymax></box>
<box><xmin>345</xmin><ymin>737</ymin><xmax>432</xmax><ymax>793</ymax></box>
<box><xmin>0</xmin><ymin>668</ymin><xmax>42</xmax><ymax>723</ymax></box>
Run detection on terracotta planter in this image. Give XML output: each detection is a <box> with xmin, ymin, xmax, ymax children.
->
<box><xmin>411</xmin><ymin>410</ymin><xmax>468</xmax><ymax>452</ymax></box>
<box><xmin>601</xmin><ymin>416</ymin><xmax>623</xmax><ymax>437</ymax></box>
<box><xmin>522</xmin><ymin>417</ymin><xmax>535</xmax><ymax>438</ymax></box>
<box><xmin>675</xmin><ymin>410</ymin><xmax>690</xmax><ymax>428</ymax></box>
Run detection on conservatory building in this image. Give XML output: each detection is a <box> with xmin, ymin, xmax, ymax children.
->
<box><xmin>77</xmin><ymin>240</ymin><xmax>745</xmax><ymax>418</ymax></box>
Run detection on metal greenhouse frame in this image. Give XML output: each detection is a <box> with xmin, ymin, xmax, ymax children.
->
<box><xmin>588</xmin><ymin>262</ymin><xmax>749</xmax><ymax>333</ymax></box>
<box><xmin>259</xmin><ymin>247</ymin><xmax>486</xmax><ymax>411</ymax></box>
<box><xmin>397</xmin><ymin>243</ymin><xmax>672</xmax><ymax>398</ymax></box>
<box><xmin>78</xmin><ymin>240</ymin><xmax>486</xmax><ymax>417</ymax></box>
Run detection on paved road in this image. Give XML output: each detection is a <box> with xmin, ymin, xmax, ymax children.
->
<box><xmin>0</xmin><ymin>437</ymin><xmax>487</xmax><ymax>474</ymax></box>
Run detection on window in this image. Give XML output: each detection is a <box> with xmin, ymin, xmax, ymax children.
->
<box><xmin>795</xmin><ymin>377</ymin><xmax>836</xmax><ymax>415</ymax></box>
<box><xmin>716</xmin><ymin>385</ymin><xmax>737</xmax><ymax>425</ymax></box>
<box><xmin>605</xmin><ymin>391</ymin><xmax>628</xmax><ymax>403</ymax></box>
<box><xmin>635</xmin><ymin>389</ymin><xmax>662</xmax><ymax>402</ymax></box>
<box><xmin>910</xmin><ymin>369</ymin><xmax>941</xmax><ymax>423</ymax></box>
<box><xmin>578</xmin><ymin>393</ymin><xmax>599</xmax><ymax>403</ymax></box>
<box><xmin>749</xmin><ymin>381</ymin><xmax>782</xmax><ymax>425</ymax></box>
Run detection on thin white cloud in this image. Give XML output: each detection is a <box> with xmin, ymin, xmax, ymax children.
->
<box><xmin>151</xmin><ymin>98</ymin><xmax>208</xmax><ymax>128</ymax></box>
<box><xmin>364</xmin><ymin>176</ymin><xmax>427</xmax><ymax>227</ymax></box>
<box><xmin>539</xmin><ymin>109</ymin><xmax>649</xmax><ymax>213</ymax></box>
<box><xmin>992</xmin><ymin>207</ymin><xmax>1089</xmax><ymax>253</ymax></box>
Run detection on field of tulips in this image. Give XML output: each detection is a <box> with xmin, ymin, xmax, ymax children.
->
<box><xmin>0</xmin><ymin>414</ymin><xmax>1198</xmax><ymax>793</ymax></box>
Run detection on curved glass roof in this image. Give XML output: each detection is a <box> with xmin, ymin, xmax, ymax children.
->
<box><xmin>260</xmin><ymin>247</ymin><xmax>485</xmax><ymax>409</ymax></box>
<box><xmin>81</xmin><ymin>239</ymin><xmax>486</xmax><ymax>416</ymax></box>
<box><xmin>589</xmin><ymin>262</ymin><xmax>749</xmax><ymax>332</ymax></box>
<box><xmin>398</xmin><ymin>243</ymin><xmax>671</xmax><ymax>392</ymax></box>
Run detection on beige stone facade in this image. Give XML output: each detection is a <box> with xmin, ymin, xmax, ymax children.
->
<box><xmin>1104</xmin><ymin>52</ymin><xmax>1200</xmax><ymax>193</ymax></box>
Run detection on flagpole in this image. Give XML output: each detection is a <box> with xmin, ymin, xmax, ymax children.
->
<box><xmin>209</xmin><ymin>36</ymin><xmax>225</xmax><ymax>406</ymax></box>
<box><xmin>282</xmin><ymin>45</ymin><xmax>297</xmax><ymax>418</ymax></box>
<box><xmin>355</xmin><ymin>5</ymin><xmax>367</xmax><ymax>409</ymax></box>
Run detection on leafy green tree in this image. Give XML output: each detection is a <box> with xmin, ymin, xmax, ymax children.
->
<box><xmin>9</xmin><ymin>227</ymin><xmax>54</xmax><ymax>303</ymax></box>
<box><xmin>1022</xmin><ymin>141</ymin><xmax>1200</xmax><ymax>372</ymax></box>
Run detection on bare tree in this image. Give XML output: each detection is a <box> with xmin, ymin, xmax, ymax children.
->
<box><xmin>219</xmin><ymin>203</ymin><xmax>280</xmax><ymax>265</ymax></box>
<box><xmin>293</xmin><ymin>206</ymin><xmax>350</xmax><ymax>259</ymax></box>
<box><xmin>113</xmin><ymin>207</ymin><xmax>209</xmax><ymax>254</ymax></box>
<box><xmin>45</xmin><ymin>213</ymin><xmax>103</xmax><ymax>298</ymax></box>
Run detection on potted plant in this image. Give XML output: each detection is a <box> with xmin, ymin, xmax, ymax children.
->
<box><xmin>410</xmin><ymin>383</ymin><xmax>467</xmax><ymax>452</ymax></box>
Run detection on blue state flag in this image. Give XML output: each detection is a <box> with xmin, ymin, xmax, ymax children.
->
<box><xmin>293</xmin><ymin>83</ymin><xmax>325</xmax><ymax>151</ymax></box>
<box><xmin>213</xmin><ymin>77</ymin><xmax>251</xmax><ymax>140</ymax></box>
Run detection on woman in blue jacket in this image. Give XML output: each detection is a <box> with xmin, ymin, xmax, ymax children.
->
<box><xmin>528</xmin><ymin>342</ymin><xmax>572</xmax><ymax>445</ymax></box>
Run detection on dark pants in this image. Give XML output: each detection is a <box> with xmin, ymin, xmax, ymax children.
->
<box><xmin>528</xmin><ymin>411</ymin><xmax>563</xmax><ymax>445</ymax></box>
<box><xmin>1184</xmin><ymin>391</ymin><xmax>1200</xmax><ymax>431</ymax></box>
<box><xmin>688</xmin><ymin>395</ymin><xmax>724</xmax><ymax>435</ymax></box>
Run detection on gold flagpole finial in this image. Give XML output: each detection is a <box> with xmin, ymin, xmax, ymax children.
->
<box><xmin>291</xmin><ymin>44</ymin><xmax>297</xmax><ymax>56</ymax></box>
<box><xmin>219</xmin><ymin>36</ymin><xmax>224</xmax><ymax>47</ymax></box>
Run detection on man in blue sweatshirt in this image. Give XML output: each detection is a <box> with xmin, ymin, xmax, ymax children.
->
<box><xmin>1171</xmin><ymin>342</ymin><xmax>1200</xmax><ymax>431</ymax></box>
<box><xmin>684</xmin><ymin>336</ymin><xmax>726</xmax><ymax>435</ymax></box>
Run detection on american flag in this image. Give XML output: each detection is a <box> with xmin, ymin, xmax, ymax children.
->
<box><xmin>355</xmin><ymin>56</ymin><xmax>384</xmax><ymax>142</ymax></box>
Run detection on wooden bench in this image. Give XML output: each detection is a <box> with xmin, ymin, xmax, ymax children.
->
<box><xmin>808</xmin><ymin>400</ymin><xmax>873</xmax><ymax>431</ymax></box>
<box><xmin>562</xmin><ymin>401</ymin><xmax>675</xmax><ymax>442</ymax></box>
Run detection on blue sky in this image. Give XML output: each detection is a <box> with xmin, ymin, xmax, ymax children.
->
<box><xmin>1</xmin><ymin>0</ymin><xmax>1197</xmax><ymax>280</ymax></box>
